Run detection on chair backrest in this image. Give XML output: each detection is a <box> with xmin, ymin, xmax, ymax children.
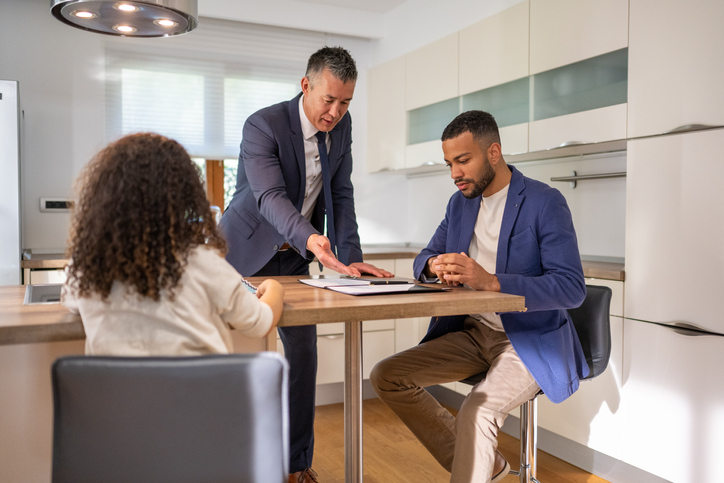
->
<box><xmin>567</xmin><ymin>284</ymin><xmax>612</xmax><ymax>381</ymax></box>
<box><xmin>52</xmin><ymin>353</ymin><xmax>289</xmax><ymax>483</ymax></box>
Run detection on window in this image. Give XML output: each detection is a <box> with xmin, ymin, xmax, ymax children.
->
<box><xmin>104</xmin><ymin>17</ymin><xmax>326</xmax><ymax>212</ymax></box>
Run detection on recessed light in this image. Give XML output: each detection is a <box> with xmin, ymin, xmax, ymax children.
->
<box><xmin>113</xmin><ymin>25</ymin><xmax>137</xmax><ymax>33</ymax></box>
<box><xmin>115</xmin><ymin>3</ymin><xmax>138</xmax><ymax>12</ymax></box>
<box><xmin>154</xmin><ymin>19</ymin><xmax>178</xmax><ymax>27</ymax></box>
<box><xmin>72</xmin><ymin>11</ymin><xmax>96</xmax><ymax>19</ymax></box>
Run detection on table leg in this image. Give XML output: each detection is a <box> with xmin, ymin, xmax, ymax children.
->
<box><xmin>345</xmin><ymin>320</ymin><xmax>363</xmax><ymax>483</ymax></box>
<box><xmin>264</xmin><ymin>330</ymin><xmax>277</xmax><ymax>352</ymax></box>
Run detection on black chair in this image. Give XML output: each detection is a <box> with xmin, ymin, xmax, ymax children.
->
<box><xmin>51</xmin><ymin>352</ymin><xmax>289</xmax><ymax>483</ymax></box>
<box><xmin>460</xmin><ymin>284</ymin><xmax>612</xmax><ymax>483</ymax></box>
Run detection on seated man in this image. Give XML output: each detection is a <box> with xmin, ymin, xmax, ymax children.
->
<box><xmin>370</xmin><ymin>110</ymin><xmax>588</xmax><ymax>483</ymax></box>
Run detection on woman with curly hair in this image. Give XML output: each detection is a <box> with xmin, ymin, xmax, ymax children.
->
<box><xmin>62</xmin><ymin>132</ymin><xmax>284</xmax><ymax>356</ymax></box>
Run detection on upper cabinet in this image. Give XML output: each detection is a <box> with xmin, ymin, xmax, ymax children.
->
<box><xmin>529</xmin><ymin>48</ymin><xmax>629</xmax><ymax>151</ymax></box>
<box><xmin>627</xmin><ymin>0</ymin><xmax>724</xmax><ymax>138</ymax></box>
<box><xmin>405</xmin><ymin>33</ymin><xmax>459</xmax><ymax>111</ymax></box>
<box><xmin>459</xmin><ymin>1</ymin><xmax>530</xmax><ymax>156</ymax></box>
<box><xmin>367</xmin><ymin>57</ymin><xmax>406</xmax><ymax>172</ymax></box>
<box><xmin>529</xmin><ymin>0</ymin><xmax>629</xmax><ymax>75</ymax></box>
<box><xmin>459</xmin><ymin>0</ymin><xmax>529</xmax><ymax>95</ymax></box>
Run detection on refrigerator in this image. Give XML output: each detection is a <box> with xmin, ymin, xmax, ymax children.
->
<box><xmin>620</xmin><ymin>128</ymin><xmax>724</xmax><ymax>483</ymax></box>
<box><xmin>0</xmin><ymin>80</ymin><xmax>21</xmax><ymax>285</ymax></box>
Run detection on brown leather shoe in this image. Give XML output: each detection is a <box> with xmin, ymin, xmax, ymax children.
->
<box><xmin>288</xmin><ymin>468</ymin><xmax>319</xmax><ymax>483</ymax></box>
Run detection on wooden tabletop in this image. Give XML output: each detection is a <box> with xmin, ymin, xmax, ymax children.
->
<box><xmin>0</xmin><ymin>285</ymin><xmax>84</xmax><ymax>345</ymax></box>
<box><xmin>251</xmin><ymin>276</ymin><xmax>525</xmax><ymax>327</ymax></box>
<box><xmin>0</xmin><ymin>277</ymin><xmax>525</xmax><ymax>345</ymax></box>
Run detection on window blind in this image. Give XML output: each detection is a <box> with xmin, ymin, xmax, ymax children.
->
<box><xmin>105</xmin><ymin>17</ymin><xmax>326</xmax><ymax>158</ymax></box>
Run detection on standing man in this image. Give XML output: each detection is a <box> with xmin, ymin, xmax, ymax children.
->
<box><xmin>220</xmin><ymin>46</ymin><xmax>392</xmax><ymax>483</ymax></box>
<box><xmin>370</xmin><ymin>110</ymin><xmax>588</xmax><ymax>483</ymax></box>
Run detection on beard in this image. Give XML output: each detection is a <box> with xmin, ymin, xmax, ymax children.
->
<box><xmin>456</xmin><ymin>157</ymin><xmax>496</xmax><ymax>199</ymax></box>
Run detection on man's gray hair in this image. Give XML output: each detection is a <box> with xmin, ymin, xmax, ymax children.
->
<box><xmin>306</xmin><ymin>46</ymin><xmax>357</xmax><ymax>85</ymax></box>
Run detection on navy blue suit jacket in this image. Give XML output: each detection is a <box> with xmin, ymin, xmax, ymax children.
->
<box><xmin>413</xmin><ymin>165</ymin><xmax>588</xmax><ymax>403</ymax></box>
<box><xmin>220</xmin><ymin>93</ymin><xmax>363</xmax><ymax>276</ymax></box>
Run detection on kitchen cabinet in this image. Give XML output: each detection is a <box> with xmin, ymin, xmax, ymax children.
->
<box><xmin>619</xmin><ymin>319</ymin><xmax>724</xmax><ymax>483</ymax></box>
<box><xmin>529</xmin><ymin>47</ymin><xmax>628</xmax><ymax>152</ymax></box>
<box><xmin>625</xmin><ymin>129</ymin><xmax>724</xmax><ymax>333</ymax></box>
<box><xmin>367</xmin><ymin>57</ymin><xmax>406</xmax><ymax>173</ymax></box>
<box><xmin>628</xmin><ymin>0</ymin><xmax>724</xmax><ymax>138</ymax></box>
<box><xmin>405</xmin><ymin>33</ymin><xmax>458</xmax><ymax>111</ymax></box>
<box><xmin>529</xmin><ymin>104</ymin><xmax>627</xmax><ymax>153</ymax></box>
<box><xmin>621</xmin><ymin>127</ymin><xmax>724</xmax><ymax>482</ymax></box>
<box><xmin>404</xmin><ymin>140</ymin><xmax>444</xmax><ymax>170</ymax></box>
<box><xmin>459</xmin><ymin>0</ymin><xmax>528</xmax><ymax>95</ymax></box>
<box><xmin>529</xmin><ymin>0</ymin><xmax>629</xmax><ymax>75</ymax></box>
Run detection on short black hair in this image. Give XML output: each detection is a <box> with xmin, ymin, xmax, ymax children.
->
<box><xmin>441</xmin><ymin>110</ymin><xmax>501</xmax><ymax>149</ymax></box>
<box><xmin>306</xmin><ymin>46</ymin><xmax>357</xmax><ymax>85</ymax></box>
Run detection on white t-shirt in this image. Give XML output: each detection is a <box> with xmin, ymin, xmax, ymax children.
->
<box><xmin>299</xmin><ymin>94</ymin><xmax>331</xmax><ymax>221</ymax></box>
<box><xmin>468</xmin><ymin>184</ymin><xmax>510</xmax><ymax>331</ymax></box>
<box><xmin>62</xmin><ymin>245</ymin><xmax>273</xmax><ymax>356</ymax></box>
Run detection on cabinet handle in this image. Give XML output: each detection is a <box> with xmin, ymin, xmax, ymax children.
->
<box><xmin>549</xmin><ymin>141</ymin><xmax>589</xmax><ymax>150</ymax></box>
<box><xmin>320</xmin><ymin>334</ymin><xmax>344</xmax><ymax>340</ymax></box>
<box><xmin>662</xmin><ymin>124</ymin><xmax>722</xmax><ymax>135</ymax></box>
<box><xmin>633</xmin><ymin>319</ymin><xmax>722</xmax><ymax>338</ymax></box>
<box><xmin>667</xmin><ymin>321</ymin><xmax>721</xmax><ymax>337</ymax></box>
<box><xmin>550</xmin><ymin>170</ymin><xmax>626</xmax><ymax>188</ymax></box>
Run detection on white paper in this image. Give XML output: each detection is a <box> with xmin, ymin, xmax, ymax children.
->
<box><xmin>299</xmin><ymin>278</ymin><xmax>369</xmax><ymax>288</ymax></box>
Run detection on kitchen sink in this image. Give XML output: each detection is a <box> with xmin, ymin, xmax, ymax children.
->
<box><xmin>24</xmin><ymin>283</ymin><xmax>63</xmax><ymax>305</ymax></box>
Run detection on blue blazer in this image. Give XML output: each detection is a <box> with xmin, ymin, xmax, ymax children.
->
<box><xmin>413</xmin><ymin>165</ymin><xmax>588</xmax><ymax>403</ymax></box>
<box><xmin>219</xmin><ymin>93</ymin><xmax>363</xmax><ymax>276</ymax></box>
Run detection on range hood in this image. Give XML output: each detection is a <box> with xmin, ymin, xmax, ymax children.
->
<box><xmin>50</xmin><ymin>0</ymin><xmax>198</xmax><ymax>37</ymax></box>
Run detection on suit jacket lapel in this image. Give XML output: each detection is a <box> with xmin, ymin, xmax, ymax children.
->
<box><xmin>459</xmin><ymin>196</ymin><xmax>481</xmax><ymax>254</ymax></box>
<box><xmin>496</xmin><ymin>165</ymin><xmax>525</xmax><ymax>272</ymax></box>
<box><xmin>288</xmin><ymin>93</ymin><xmax>307</xmax><ymax>209</ymax></box>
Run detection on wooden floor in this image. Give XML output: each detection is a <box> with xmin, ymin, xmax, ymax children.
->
<box><xmin>313</xmin><ymin>398</ymin><xmax>610</xmax><ymax>483</ymax></box>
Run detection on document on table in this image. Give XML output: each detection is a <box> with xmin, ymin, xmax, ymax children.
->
<box><xmin>299</xmin><ymin>277</ymin><xmax>448</xmax><ymax>295</ymax></box>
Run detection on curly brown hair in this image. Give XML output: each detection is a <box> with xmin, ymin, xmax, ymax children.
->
<box><xmin>66</xmin><ymin>133</ymin><xmax>226</xmax><ymax>301</ymax></box>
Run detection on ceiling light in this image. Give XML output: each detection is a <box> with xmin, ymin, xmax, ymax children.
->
<box><xmin>154</xmin><ymin>19</ymin><xmax>178</xmax><ymax>28</ymax></box>
<box><xmin>50</xmin><ymin>0</ymin><xmax>198</xmax><ymax>37</ymax></box>
<box><xmin>115</xmin><ymin>3</ymin><xmax>137</xmax><ymax>11</ymax></box>
<box><xmin>72</xmin><ymin>10</ymin><xmax>96</xmax><ymax>18</ymax></box>
<box><xmin>113</xmin><ymin>25</ymin><xmax>136</xmax><ymax>33</ymax></box>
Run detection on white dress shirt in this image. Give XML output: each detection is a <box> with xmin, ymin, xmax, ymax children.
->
<box><xmin>299</xmin><ymin>94</ymin><xmax>331</xmax><ymax>221</ymax></box>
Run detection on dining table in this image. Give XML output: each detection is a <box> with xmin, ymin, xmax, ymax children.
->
<box><xmin>0</xmin><ymin>276</ymin><xmax>526</xmax><ymax>483</ymax></box>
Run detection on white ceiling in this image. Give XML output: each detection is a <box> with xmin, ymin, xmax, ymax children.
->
<box><xmin>198</xmin><ymin>0</ymin><xmax>412</xmax><ymax>38</ymax></box>
<box><xmin>291</xmin><ymin>0</ymin><xmax>409</xmax><ymax>13</ymax></box>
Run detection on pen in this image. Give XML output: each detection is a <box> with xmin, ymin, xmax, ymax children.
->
<box><xmin>368</xmin><ymin>280</ymin><xmax>412</xmax><ymax>285</ymax></box>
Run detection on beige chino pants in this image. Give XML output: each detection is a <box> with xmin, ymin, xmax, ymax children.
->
<box><xmin>370</xmin><ymin>317</ymin><xmax>540</xmax><ymax>483</ymax></box>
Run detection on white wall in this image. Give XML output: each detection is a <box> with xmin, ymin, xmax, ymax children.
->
<box><xmin>0</xmin><ymin>0</ymin><xmax>106</xmax><ymax>252</ymax></box>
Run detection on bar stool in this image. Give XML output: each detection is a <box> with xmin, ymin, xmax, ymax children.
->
<box><xmin>460</xmin><ymin>285</ymin><xmax>612</xmax><ymax>483</ymax></box>
<box><xmin>51</xmin><ymin>352</ymin><xmax>289</xmax><ymax>483</ymax></box>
